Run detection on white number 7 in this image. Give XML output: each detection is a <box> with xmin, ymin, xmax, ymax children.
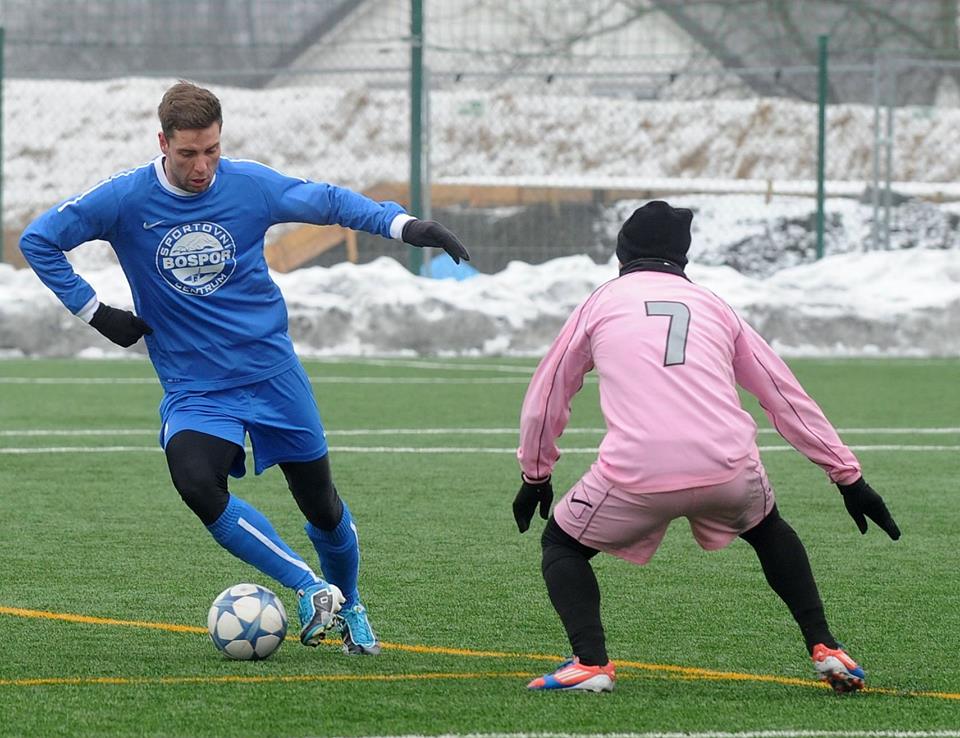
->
<box><xmin>645</xmin><ymin>301</ymin><xmax>690</xmax><ymax>366</ymax></box>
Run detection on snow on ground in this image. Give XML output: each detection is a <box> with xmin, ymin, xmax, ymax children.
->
<box><xmin>3</xmin><ymin>77</ymin><xmax>960</xmax><ymax>358</ymax></box>
<box><xmin>8</xmin><ymin>77</ymin><xmax>960</xmax><ymax>227</ymax></box>
<box><xmin>4</xmin><ymin>246</ymin><xmax>960</xmax><ymax>359</ymax></box>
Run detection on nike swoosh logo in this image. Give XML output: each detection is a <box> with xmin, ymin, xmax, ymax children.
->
<box><xmin>142</xmin><ymin>220</ymin><xmax>168</xmax><ymax>230</ymax></box>
<box><xmin>570</xmin><ymin>488</ymin><xmax>592</xmax><ymax>507</ymax></box>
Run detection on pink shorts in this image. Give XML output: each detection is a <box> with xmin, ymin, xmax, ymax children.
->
<box><xmin>553</xmin><ymin>457</ymin><xmax>775</xmax><ymax>565</ymax></box>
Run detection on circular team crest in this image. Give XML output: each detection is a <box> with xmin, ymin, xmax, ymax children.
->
<box><xmin>155</xmin><ymin>221</ymin><xmax>237</xmax><ymax>296</ymax></box>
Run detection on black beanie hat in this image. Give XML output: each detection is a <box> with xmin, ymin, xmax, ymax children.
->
<box><xmin>616</xmin><ymin>201</ymin><xmax>693</xmax><ymax>269</ymax></box>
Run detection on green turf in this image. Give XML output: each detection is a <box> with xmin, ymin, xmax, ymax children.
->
<box><xmin>0</xmin><ymin>356</ymin><xmax>958</xmax><ymax>737</ymax></box>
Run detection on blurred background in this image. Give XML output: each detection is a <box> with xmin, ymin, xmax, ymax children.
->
<box><xmin>2</xmin><ymin>0</ymin><xmax>960</xmax><ymax>277</ymax></box>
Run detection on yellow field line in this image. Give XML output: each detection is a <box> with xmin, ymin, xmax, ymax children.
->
<box><xmin>2</xmin><ymin>605</ymin><xmax>958</xmax><ymax>700</ymax></box>
<box><xmin>0</xmin><ymin>605</ymin><xmax>205</xmax><ymax>633</ymax></box>
<box><xmin>0</xmin><ymin>672</ymin><xmax>534</xmax><ymax>688</ymax></box>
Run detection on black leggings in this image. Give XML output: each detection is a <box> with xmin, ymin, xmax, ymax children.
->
<box><xmin>164</xmin><ymin>429</ymin><xmax>343</xmax><ymax>530</ymax></box>
<box><xmin>739</xmin><ymin>505</ymin><xmax>836</xmax><ymax>653</ymax></box>
<box><xmin>540</xmin><ymin>516</ymin><xmax>608</xmax><ymax>666</ymax></box>
<box><xmin>539</xmin><ymin>504</ymin><xmax>836</xmax><ymax>663</ymax></box>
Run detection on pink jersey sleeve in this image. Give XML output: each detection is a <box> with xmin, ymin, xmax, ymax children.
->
<box><xmin>731</xmin><ymin>315</ymin><xmax>861</xmax><ymax>484</ymax></box>
<box><xmin>517</xmin><ymin>293</ymin><xmax>597</xmax><ymax>481</ymax></box>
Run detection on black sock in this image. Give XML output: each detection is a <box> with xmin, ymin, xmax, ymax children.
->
<box><xmin>740</xmin><ymin>505</ymin><xmax>838</xmax><ymax>654</ymax></box>
<box><xmin>541</xmin><ymin>517</ymin><xmax>608</xmax><ymax>666</ymax></box>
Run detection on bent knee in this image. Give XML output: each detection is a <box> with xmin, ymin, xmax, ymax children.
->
<box><xmin>170</xmin><ymin>466</ymin><xmax>228</xmax><ymax>525</ymax></box>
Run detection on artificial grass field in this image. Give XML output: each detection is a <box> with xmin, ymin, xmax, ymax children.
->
<box><xmin>0</xmin><ymin>356</ymin><xmax>958</xmax><ymax>738</ymax></box>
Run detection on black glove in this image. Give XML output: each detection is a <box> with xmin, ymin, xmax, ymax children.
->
<box><xmin>512</xmin><ymin>474</ymin><xmax>553</xmax><ymax>533</ymax></box>
<box><xmin>89</xmin><ymin>303</ymin><xmax>153</xmax><ymax>348</ymax></box>
<box><xmin>837</xmin><ymin>477</ymin><xmax>901</xmax><ymax>540</ymax></box>
<box><xmin>401</xmin><ymin>219</ymin><xmax>471</xmax><ymax>264</ymax></box>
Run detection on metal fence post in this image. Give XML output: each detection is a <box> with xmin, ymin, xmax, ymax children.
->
<box><xmin>883</xmin><ymin>58</ymin><xmax>896</xmax><ymax>251</ymax></box>
<box><xmin>815</xmin><ymin>34</ymin><xmax>828</xmax><ymax>260</ymax></box>
<box><xmin>0</xmin><ymin>27</ymin><xmax>5</xmax><ymax>265</ymax></box>
<box><xmin>421</xmin><ymin>64</ymin><xmax>433</xmax><ymax>276</ymax></box>
<box><xmin>870</xmin><ymin>56</ymin><xmax>881</xmax><ymax>251</ymax></box>
<box><xmin>408</xmin><ymin>0</ymin><xmax>424</xmax><ymax>275</ymax></box>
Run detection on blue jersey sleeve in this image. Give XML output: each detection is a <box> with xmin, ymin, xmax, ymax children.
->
<box><xmin>20</xmin><ymin>175</ymin><xmax>122</xmax><ymax>315</ymax></box>
<box><xmin>238</xmin><ymin>160</ymin><xmax>407</xmax><ymax>238</ymax></box>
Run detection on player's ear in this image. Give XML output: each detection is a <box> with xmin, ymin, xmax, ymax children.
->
<box><xmin>158</xmin><ymin>131</ymin><xmax>169</xmax><ymax>154</ymax></box>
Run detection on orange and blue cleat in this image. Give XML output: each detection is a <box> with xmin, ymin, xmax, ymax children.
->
<box><xmin>527</xmin><ymin>657</ymin><xmax>616</xmax><ymax>692</ymax></box>
<box><xmin>811</xmin><ymin>643</ymin><xmax>865</xmax><ymax>693</ymax></box>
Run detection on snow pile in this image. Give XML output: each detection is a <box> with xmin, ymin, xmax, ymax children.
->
<box><xmin>4</xmin><ymin>247</ymin><xmax>960</xmax><ymax>358</ymax></box>
<box><xmin>4</xmin><ymin>77</ymin><xmax>960</xmax><ymax>358</ymax></box>
<box><xmin>7</xmin><ymin>78</ymin><xmax>960</xmax><ymax>227</ymax></box>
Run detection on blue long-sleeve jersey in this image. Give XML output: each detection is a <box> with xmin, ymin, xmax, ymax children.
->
<box><xmin>21</xmin><ymin>157</ymin><xmax>408</xmax><ymax>391</ymax></box>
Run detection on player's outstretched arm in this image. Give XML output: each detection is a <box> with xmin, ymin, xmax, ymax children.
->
<box><xmin>89</xmin><ymin>303</ymin><xmax>153</xmax><ymax>348</ymax></box>
<box><xmin>836</xmin><ymin>476</ymin><xmax>901</xmax><ymax>540</ymax></box>
<box><xmin>401</xmin><ymin>219</ymin><xmax>471</xmax><ymax>264</ymax></box>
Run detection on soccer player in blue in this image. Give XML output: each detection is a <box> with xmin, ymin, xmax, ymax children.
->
<box><xmin>20</xmin><ymin>80</ymin><xmax>470</xmax><ymax>656</ymax></box>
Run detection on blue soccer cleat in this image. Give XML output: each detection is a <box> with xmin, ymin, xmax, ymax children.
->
<box><xmin>337</xmin><ymin>603</ymin><xmax>381</xmax><ymax>655</ymax></box>
<box><xmin>811</xmin><ymin>643</ymin><xmax>866</xmax><ymax>693</ymax></box>
<box><xmin>527</xmin><ymin>657</ymin><xmax>616</xmax><ymax>692</ymax></box>
<box><xmin>297</xmin><ymin>582</ymin><xmax>345</xmax><ymax>646</ymax></box>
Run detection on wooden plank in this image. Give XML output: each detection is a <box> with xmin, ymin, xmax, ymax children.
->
<box><xmin>345</xmin><ymin>229</ymin><xmax>358</xmax><ymax>263</ymax></box>
<box><xmin>264</xmin><ymin>224</ymin><xmax>352</xmax><ymax>272</ymax></box>
<box><xmin>18</xmin><ymin>177</ymin><xmax>935</xmax><ymax>271</ymax></box>
<box><xmin>2</xmin><ymin>231</ymin><xmax>29</xmax><ymax>269</ymax></box>
<box><xmin>260</xmin><ymin>181</ymin><xmax>625</xmax><ymax>271</ymax></box>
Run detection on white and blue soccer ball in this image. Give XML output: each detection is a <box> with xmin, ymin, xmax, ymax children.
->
<box><xmin>207</xmin><ymin>583</ymin><xmax>288</xmax><ymax>660</ymax></box>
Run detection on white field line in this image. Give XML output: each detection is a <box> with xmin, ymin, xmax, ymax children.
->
<box><xmin>338</xmin><ymin>733</ymin><xmax>960</xmax><ymax>738</ymax></box>
<box><xmin>0</xmin><ymin>376</ymin><xmax>538</xmax><ymax>385</ymax></box>
<box><xmin>2</xmin><ymin>427</ymin><xmax>960</xmax><ymax>438</ymax></box>
<box><xmin>0</xmin><ymin>377</ymin><xmax>158</xmax><ymax>384</ymax></box>
<box><xmin>311</xmin><ymin>358</ymin><xmax>536</xmax><ymax>373</ymax></box>
<box><xmin>3</xmin><ymin>445</ymin><xmax>960</xmax><ymax>455</ymax></box>
<box><xmin>0</xmin><ymin>357</ymin><xmax>535</xmax><ymax>373</ymax></box>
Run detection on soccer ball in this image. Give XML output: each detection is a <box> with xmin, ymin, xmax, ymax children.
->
<box><xmin>207</xmin><ymin>583</ymin><xmax>288</xmax><ymax>660</ymax></box>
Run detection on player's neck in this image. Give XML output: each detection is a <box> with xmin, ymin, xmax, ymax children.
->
<box><xmin>161</xmin><ymin>157</ymin><xmax>176</xmax><ymax>189</ymax></box>
<box><xmin>619</xmin><ymin>258</ymin><xmax>688</xmax><ymax>280</ymax></box>
<box><xmin>157</xmin><ymin>156</ymin><xmax>208</xmax><ymax>197</ymax></box>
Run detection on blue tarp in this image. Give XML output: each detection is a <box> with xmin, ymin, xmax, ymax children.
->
<box><xmin>420</xmin><ymin>253</ymin><xmax>480</xmax><ymax>281</ymax></box>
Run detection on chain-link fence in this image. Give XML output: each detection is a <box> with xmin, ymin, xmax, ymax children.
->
<box><xmin>2</xmin><ymin>0</ymin><xmax>960</xmax><ymax>276</ymax></box>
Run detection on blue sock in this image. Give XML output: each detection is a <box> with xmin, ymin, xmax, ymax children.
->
<box><xmin>305</xmin><ymin>502</ymin><xmax>361</xmax><ymax>606</ymax></box>
<box><xmin>207</xmin><ymin>495</ymin><xmax>319</xmax><ymax>593</ymax></box>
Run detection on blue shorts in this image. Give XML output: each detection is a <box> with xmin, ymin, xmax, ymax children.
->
<box><xmin>158</xmin><ymin>362</ymin><xmax>327</xmax><ymax>478</ymax></box>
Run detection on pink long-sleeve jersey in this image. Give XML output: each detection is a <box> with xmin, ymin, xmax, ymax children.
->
<box><xmin>518</xmin><ymin>270</ymin><xmax>861</xmax><ymax>492</ymax></box>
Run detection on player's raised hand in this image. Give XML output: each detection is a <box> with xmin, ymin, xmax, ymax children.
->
<box><xmin>513</xmin><ymin>474</ymin><xmax>553</xmax><ymax>533</ymax></box>
<box><xmin>836</xmin><ymin>477</ymin><xmax>901</xmax><ymax>540</ymax></box>
<box><xmin>89</xmin><ymin>303</ymin><xmax>153</xmax><ymax>348</ymax></box>
<box><xmin>401</xmin><ymin>219</ymin><xmax>471</xmax><ymax>264</ymax></box>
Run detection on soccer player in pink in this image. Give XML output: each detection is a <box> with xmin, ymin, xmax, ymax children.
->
<box><xmin>513</xmin><ymin>201</ymin><xmax>900</xmax><ymax>694</ymax></box>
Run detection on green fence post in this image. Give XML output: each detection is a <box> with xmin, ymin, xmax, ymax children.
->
<box><xmin>408</xmin><ymin>0</ymin><xmax>424</xmax><ymax>275</ymax></box>
<box><xmin>815</xmin><ymin>33</ymin><xmax>828</xmax><ymax>260</ymax></box>
<box><xmin>0</xmin><ymin>27</ymin><xmax>5</xmax><ymax>265</ymax></box>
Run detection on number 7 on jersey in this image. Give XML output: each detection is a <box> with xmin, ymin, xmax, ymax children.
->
<box><xmin>645</xmin><ymin>301</ymin><xmax>690</xmax><ymax>366</ymax></box>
